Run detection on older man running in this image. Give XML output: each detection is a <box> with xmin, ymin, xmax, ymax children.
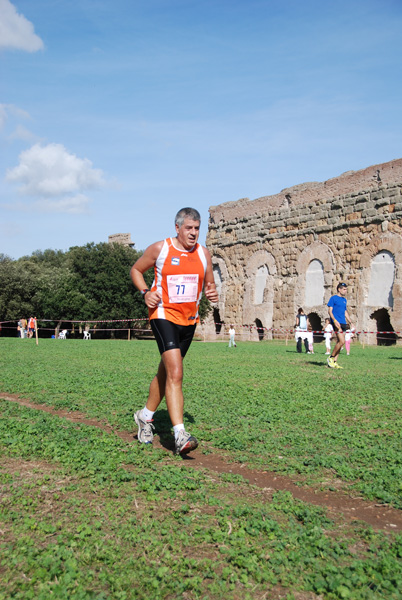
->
<box><xmin>130</xmin><ymin>207</ymin><xmax>218</xmax><ymax>455</ymax></box>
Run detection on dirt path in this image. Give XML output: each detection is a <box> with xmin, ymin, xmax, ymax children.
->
<box><xmin>2</xmin><ymin>392</ymin><xmax>402</xmax><ymax>533</ymax></box>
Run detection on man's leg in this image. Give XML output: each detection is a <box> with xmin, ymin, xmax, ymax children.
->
<box><xmin>146</xmin><ymin>359</ymin><xmax>167</xmax><ymax>412</ymax></box>
<box><xmin>160</xmin><ymin>348</ymin><xmax>185</xmax><ymax>426</ymax></box>
<box><xmin>161</xmin><ymin>347</ymin><xmax>197</xmax><ymax>454</ymax></box>
<box><xmin>331</xmin><ymin>332</ymin><xmax>345</xmax><ymax>361</ymax></box>
<box><xmin>135</xmin><ymin>359</ymin><xmax>166</xmax><ymax>444</ymax></box>
<box><xmin>296</xmin><ymin>337</ymin><xmax>302</xmax><ymax>353</ymax></box>
<box><xmin>136</xmin><ymin>320</ymin><xmax>197</xmax><ymax>453</ymax></box>
<box><xmin>137</xmin><ymin>349</ymin><xmax>186</xmax><ymax>440</ymax></box>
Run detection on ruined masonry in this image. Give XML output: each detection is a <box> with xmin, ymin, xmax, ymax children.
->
<box><xmin>205</xmin><ymin>158</ymin><xmax>402</xmax><ymax>344</ymax></box>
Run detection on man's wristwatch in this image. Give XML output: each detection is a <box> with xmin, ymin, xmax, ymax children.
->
<box><xmin>141</xmin><ymin>289</ymin><xmax>150</xmax><ymax>297</ymax></box>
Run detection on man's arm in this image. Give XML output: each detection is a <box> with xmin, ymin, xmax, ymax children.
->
<box><xmin>328</xmin><ymin>305</ymin><xmax>340</xmax><ymax>331</ymax></box>
<box><xmin>130</xmin><ymin>241</ymin><xmax>163</xmax><ymax>309</ymax></box>
<box><xmin>203</xmin><ymin>247</ymin><xmax>219</xmax><ymax>303</ymax></box>
<box><xmin>345</xmin><ymin>309</ymin><xmax>353</xmax><ymax>328</ymax></box>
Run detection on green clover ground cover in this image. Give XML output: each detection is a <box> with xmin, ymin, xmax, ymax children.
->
<box><xmin>1</xmin><ymin>338</ymin><xmax>401</xmax><ymax>506</ymax></box>
<box><xmin>1</xmin><ymin>337</ymin><xmax>402</xmax><ymax>598</ymax></box>
<box><xmin>1</xmin><ymin>401</ymin><xmax>402</xmax><ymax>600</ymax></box>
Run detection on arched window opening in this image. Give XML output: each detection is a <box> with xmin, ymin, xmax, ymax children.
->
<box><xmin>254</xmin><ymin>265</ymin><xmax>268</xmax><ymax>305</ymax></box>
<box><xmin>213</xmin><ymin>308</ymin><xmax>222</xmax><ymax>334</ymax></box>
<box><xmin>305</xmin><ymin>259</ymin><xmax>324</xmax><ymax>306</ymax></box>
<box><xmin>308</xmin><ymin>312</ymin><xmax>323</xmax><ymax>343</ymax></box>
<box><xmin>368</xmin><ymin>251</ymin><xmax>395</xmax><ymax>308</ymax></box>
<box><xmin>255</xmin><ymin>318</ymin><xmax>265</xmax><ymax>341</ymax></box>
<box><xmin>213</xmin><ymin>265</ymin><xmax>223</xmax><ymax>297</ymax></box>
<box><xmin>370</xmin><ymin>308</ymin><xmax>397</xmax><ymax>346</ymax></box>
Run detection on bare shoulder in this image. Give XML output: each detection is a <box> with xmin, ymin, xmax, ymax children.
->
<box><xmin>132</xmin><ymin>240</ymin><xmax>164</xmax><ymax>272</ymax></box>
<box><xmin>144</xmin><ymin>240</ymin><xmax>164</xmax><ymax>258</ymax></box>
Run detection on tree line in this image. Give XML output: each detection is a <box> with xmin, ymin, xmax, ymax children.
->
<box><xmin>0</xmin><ymin>243</ymin><xmax>210</xmax><ymax>337</ymax></box>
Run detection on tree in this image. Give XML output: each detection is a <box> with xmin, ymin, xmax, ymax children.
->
<box><xmin>0</xmin><ymin>241</ymin><xmax>209</xmax><ymax>334</ymax></box>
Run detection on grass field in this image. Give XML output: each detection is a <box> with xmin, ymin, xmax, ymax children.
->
<box><xmin>1</xmin><ymin>337</ymin><xmax>402</xmax><ymax>599</ymax></box>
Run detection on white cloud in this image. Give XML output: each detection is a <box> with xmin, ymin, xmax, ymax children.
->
<box><xmin>0</xmin><ymin>0</ymin><xmax>44</xmax><ymax>52</ymax></box>
<box><xmin>7</xmin><ymin>143</ymin><xmax>105</xmax><ymax>196</ymax></box>
<box><xmin>5</xmin><ymin>143</ymin><xmax>106</xmax><ymax>214</ymax></box>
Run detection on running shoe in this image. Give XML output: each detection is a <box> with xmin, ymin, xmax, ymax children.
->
<box><xmin>333</xmin><ymin>362</ymin><xmax>343</xmax><ymax>369</ymax></box>
<box><xmin>175</xmin><ymin>430</ymin><xmax>198</xmax><ymax>455</ymax></box>
<box><xmin>327</xmin><ymin>356</ymin><xmax>335</xmax><ymax>368</ymax></box>
<box><xmin>134</xmin><ymin>410</ymin><xmax>154</xmax><ymax>444</ymax></box>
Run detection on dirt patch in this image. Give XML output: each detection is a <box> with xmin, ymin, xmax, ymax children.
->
<box><xmin>2</xmin><ymin>392</ymin><xmax>402</xmax><ymax>533</ymax></box>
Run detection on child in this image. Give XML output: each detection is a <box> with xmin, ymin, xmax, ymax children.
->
<box><xmin>307</xmin><ymin>328</ymin><xmax>314</xmax><ymax>354</ymax></box>
<box><xmin>228</xmin><ymin>325</ymin><xmax>237</xmax><ymax>348</ymax></box>
<box><xmin>345</xmin><ymin>328</ymin><xmax>355</xmax><ymax>355</ymax></box>
<box><xmin>324</xmin><ymin>318</ymin><xmax>333</xmax><ymax>355</ymax></box>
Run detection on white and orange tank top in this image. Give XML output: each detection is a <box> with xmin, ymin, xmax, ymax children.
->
<box><xmin>149</xmin><ymin>238</ymin><xmax>207</xmax><ymax>326</ymax></box>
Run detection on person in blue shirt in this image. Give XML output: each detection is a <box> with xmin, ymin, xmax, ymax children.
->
<box><xmin>327</xmin><ymin>282</ymin><xmax>353</xmax><ymax>369</ymax></box>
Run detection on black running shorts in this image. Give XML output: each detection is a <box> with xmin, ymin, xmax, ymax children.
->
<box><xmin>330</xmin><ymin>320</ymin><xmax>348</xmax><ymax>333</ymax></box>
<box><xmin>150</xmin><ymin>319</ymin><xmax>196</xmax><ymax>357</ymax></box>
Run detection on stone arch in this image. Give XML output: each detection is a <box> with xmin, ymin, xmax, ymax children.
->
<box><xmin>255</xmin><ymin>318</ymin><xmax>265</xmax><ymax>341</ymax></box>
<box><xmin>305</xmin><ymin>259</ymin><xmax>325</xmax><ymax>306</ymax></box>
<box><xmin>367</xmin><ymin>250</ymin><xmax>395</xmax><ymax>308</ymax></box>
<box><xmin>211</xmin><ymin>250</ymin><xmax>230</xmax><ymax>324</ymax></box>
<box><xmin>370</xmin><ymin>308</ymin><xmax>397</xmax><ymax>346</ymax></box>
<box><xmin>242</xmin><ymin>250</ymin><xmax>277</xmax><ymax>338</ymax></box>
<box><xmin>307</xmin><ymin>311</ymin><xmax>324</xmax><ymax>343</ymax></box>
<box><xmin>295</xmin><ymin>242</ymin><xmax>335</xmax><ymax>324</ymax></box>
<box><xmin>255</xmin><ymin>264</ymin><xmax>269</xmax><ymax>305</ymax></box>
<box><xmin>357</xmin><ymin>233</ymin><xmax>402</xmax><ymax>344</ymax></box>
<box><xmin>213</xmin><ymin>307</ymin><xmax>223</xmax><ymax>334</ymax></box>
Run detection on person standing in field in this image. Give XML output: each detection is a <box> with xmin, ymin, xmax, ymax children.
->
<box><xmin>228</xmin><ymin>325</ymin><xmax>237</xmax><ymax>347</ymax></box>
<box><xmin>27</xmin><ymin>316</ymin><xmax>36</xmax><ymax>338</ymax></box>
<box><xmin>18</xmin><ymin>318</ymin><xmax>26</xmax><ymax>338</ymax></box>
<box><xmin>344</xmin><ymin>328</ymin><xmax>355</xmax><ymax>355</ymax></box>
<box><xmin>295</xmin><ymin>308</ymin><xmax>310</xmax><ymax>353</ymax></box>
<box><xmin>327</xmin><ymin>282</ymin><xmax>353</xmax><ymax>369</ymax></box>
<box><xmin>130</xmin><ymin>207</ymin><xmax>219</xmax><ymax>455</ymax></box>
<box><xmin>324</xmin><ymin>318</ymin><xmax>333</xmax><ymax>355</ymax></box>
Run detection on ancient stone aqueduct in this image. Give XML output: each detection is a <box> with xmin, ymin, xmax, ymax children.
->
<box><xmin>203</xmin><ymin>158</ymin><xmax>402</xmax><ymax>345</ymax></box>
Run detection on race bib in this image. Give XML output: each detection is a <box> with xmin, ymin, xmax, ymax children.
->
<box><xmin>167</xmin><ymin>274</ymin><xmax>199</xmax><ymax>303</ymax></box>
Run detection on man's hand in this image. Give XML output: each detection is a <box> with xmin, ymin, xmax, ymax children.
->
<box><xmin>145</xmin><ymin>291</ymin><xmax>162</xmax><ymax>308</ymax></box>
<box><xmin>204</xmin><ymin>282</ymin><xmax>218</xmax><ymax>303</ymax></box>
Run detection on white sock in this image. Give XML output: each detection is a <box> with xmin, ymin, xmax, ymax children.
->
<box><xmin>142</xmin><ymin>407</ymin><xmax>154</xmax><ymax>421</ymax></box>
<box><xmin>173</xmin><ymin>424</ymin><xmax>185</xmax><ymax>439</ymax></box>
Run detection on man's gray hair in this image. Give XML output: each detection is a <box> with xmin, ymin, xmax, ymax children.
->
<box><xmin>175</xmin><ymin>207</ymin><xmax>201</xmax><ymax>228</ymax></box>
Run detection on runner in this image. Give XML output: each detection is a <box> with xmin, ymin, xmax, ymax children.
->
<box><xmin>327</xmin><ymin>282</ymin><xmax>353</xmax><ymax>369</ymax></box>
<box><xmin>130</xmin><ymin>207</ymin><xmax>219</xmax><ymax>455</ymax></box>
<box><xmin>27</xmin><ymin>316</ymin><xmax>36</xmax><ymax>339</ymax></box>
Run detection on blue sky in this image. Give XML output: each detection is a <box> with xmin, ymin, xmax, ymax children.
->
<box><xmin>1</xmin><ymin>0</ymin><xmax>401</xmax><ymax>259</ymax></box>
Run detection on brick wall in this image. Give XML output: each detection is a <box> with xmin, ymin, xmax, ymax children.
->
<box><xmin>204</xmin><ymin>159</ymin><xmax>402</xmax><ymax>343</ymax></box>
